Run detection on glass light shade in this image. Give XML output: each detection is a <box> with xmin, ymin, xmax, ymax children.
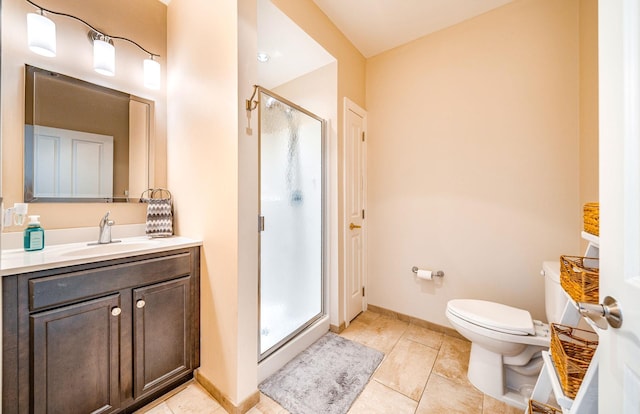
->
<box><xmin>93</xmin><ymin>38</ymin><xmax>115</xmax><ymax>76</ymax></box>
<box><xmin>27</xmin><ymin>13</ymin><xmax>56</xmax><ymax>57</ymax></box>
<box><xmin>143</xmin><ymin>58</ymin><xmax>161</xmax><ymax>89</ymax></box>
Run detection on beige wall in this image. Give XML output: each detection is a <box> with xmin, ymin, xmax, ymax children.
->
<box><xmin>1</xmin><ymin>0</ymin><xmax>167</xmax><ymax>230</ymax></box>
<box><xmin>237</xmin><ymin>0</ymin><xmax>260</xmax><ymax>404</ymax></box>
<box><xmin>579</xmin><ymin>0</ymin><xmax>599</xmax><ymax>207</ymax></box>
<box><xmin>366</xmin><ymin>0</ymin><xmax>585</xmax><ymax>326</ymax></box>
<box><xmin>167</xmin><ymin>0</ymin><xmax>254</xmax><ymax>408</ymax></box>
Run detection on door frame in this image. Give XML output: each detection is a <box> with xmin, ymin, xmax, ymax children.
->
<box><xmin>343</xmin><ymin>97</ymin><xmax>367</xmax><ymax>326</ymax></box>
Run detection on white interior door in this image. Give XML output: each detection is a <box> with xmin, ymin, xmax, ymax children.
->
<box><xmin>33</xmin><ymin>126</ymin><xmax>113</xmax><ymax>199</ymax></box>
<box><xmin>344</xmin><ymin>99</ymin><xmax>367</xmax><ymax>323</ymax></box>
<box><xmin>599</xmin><ymin>1</ymin><xmax>640</xmax><ymax>412</ymax></box>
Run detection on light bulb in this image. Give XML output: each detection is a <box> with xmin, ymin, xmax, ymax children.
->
<box><xmin>93</xmin><ymin>37</ymin><xmax>115</xmax><ymax>76</ymax></box>
<box><xmin>27</xmin><ymin>12</ymin><xmax>56</xmax><ymax>57</ymax></box>
<box><xmin>144</xmin><ymin>58</ymin><xmax>161</xmax><ymax>89</ymax></box>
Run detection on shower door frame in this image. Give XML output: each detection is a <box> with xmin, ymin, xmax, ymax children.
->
<box><xmin>257</xmin><ymin>86</ymin><xmax>327</xmax><ymax>362</ymax></box>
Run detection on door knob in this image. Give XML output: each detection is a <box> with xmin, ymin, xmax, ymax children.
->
<box><xmin>349</xmin><ymin>223</ymin><xmax>361</xmax><ymax>230</ymax></box>
<box><xmin>577</xmin><ymin>296</ymin><xmax>622</xmax><ymax>329</ymax></box>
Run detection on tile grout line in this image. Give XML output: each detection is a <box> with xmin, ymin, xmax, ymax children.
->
<box><xmin>411</xmin><ymin>336</ymin><xmax>448</xmax><ymax>413</ymax></box>
<box><xmin>370</xmin><ymin>378</ymin><xmax>421</xmax><ymax>406</ymax></box>
<box><xmin>401</xmin><ymin>335</ymin><xmax>443</xmax><ymax>351</ymax></box>
<box><xmin>375</xmin><ymin>320</ymin><xmax>440</xmax><ymax>411</ymax></box>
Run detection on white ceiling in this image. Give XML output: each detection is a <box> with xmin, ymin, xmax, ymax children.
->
<box><xmin>310</xmin><ymin>0</ymin><xmax>516</xmax><ymax>57</ymax></box>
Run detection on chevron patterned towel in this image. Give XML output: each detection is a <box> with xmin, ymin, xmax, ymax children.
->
<box><xmin>146</xmin><ymin>198</ymin><xmax>173</xmax><ymax>237</ymax></box>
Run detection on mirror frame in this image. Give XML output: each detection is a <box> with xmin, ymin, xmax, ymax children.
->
<box><xmin>23</xmin><ymin>65</ymin><xmax>153</xmax><ymax>203</ymax></box>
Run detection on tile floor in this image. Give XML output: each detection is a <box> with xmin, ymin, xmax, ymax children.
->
<box><xmin>136</xmin><ymin>310</ymin><xmax>523</xmax><ymax>414</ymax></box>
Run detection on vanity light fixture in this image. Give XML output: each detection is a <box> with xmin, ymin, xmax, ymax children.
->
<box><xmin>90</xmin><ymin>31</ymin><xmax>115</xmax><ymax>77</ymax></box>
<box><xmin>25</xmin><ymin>0</ymin><xmax>161</xmax><ymax>88</ymax></box>
<box><xmin>143</xmin><ymin>56</ymin><xmax>161</xmax><ymax>90</ymax></box>
<box><xmin>26</xmin><ymin>10</ymin><xmax>56</xmax><ymax>57</ymax></box>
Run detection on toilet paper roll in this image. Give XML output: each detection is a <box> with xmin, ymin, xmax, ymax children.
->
<box><xmin>416</xmin><ymin>269</ymin><xmax>433</xmax><ymax>280</ymax></box>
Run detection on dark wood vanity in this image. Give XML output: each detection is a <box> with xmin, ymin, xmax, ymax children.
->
<box><xmin>2</xmin><ymin>246</ymin><xmax>200</xmax><ymax>414</ymax></box>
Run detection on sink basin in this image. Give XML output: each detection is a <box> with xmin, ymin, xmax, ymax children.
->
<box><xmin>60</xmin><ymin>240</ymin><xmax>160</xmax><ymax>257</ymax></box>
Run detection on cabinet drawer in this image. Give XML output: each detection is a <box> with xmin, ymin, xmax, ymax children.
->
<box><xmin>29</xmin><ymin>252</ymin><xmax>192</xmax><ymax>312</ymax></box>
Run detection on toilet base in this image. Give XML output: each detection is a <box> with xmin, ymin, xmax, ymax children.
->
<box><xmin>467</xmin><ymin>343</ymin><xmax>505</xmax><ymax>398</ymax></box>
<box><xmin>467</xmin><ymin>343</ymin><xmax>541</xmax><ymax>410</ymax></box>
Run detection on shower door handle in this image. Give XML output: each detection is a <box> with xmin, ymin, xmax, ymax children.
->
<box><xmin>349</xmin><ymin>223</ymin><xmax>361</xmax><ymax>230</ymax></box>
<box><xmin>258</xmin><ymin>215</ymin><xmax>265</xmax><ymax>232</ymax></box>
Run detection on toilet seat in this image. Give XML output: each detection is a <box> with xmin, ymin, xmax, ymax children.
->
<box><xmin>447</xmin><ymin>299</ymin><xmax>535</xmax><ymax>335</ymax></box>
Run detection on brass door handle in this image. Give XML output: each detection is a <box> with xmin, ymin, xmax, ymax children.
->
<box><xmin>349</xmin><ymin>223</ymin><xmax>361</xmax><ymax>230</ymax></box>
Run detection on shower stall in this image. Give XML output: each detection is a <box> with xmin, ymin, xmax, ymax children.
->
<box><xmin>258</xmin><ymin>87</ymin><xmax>326</xmax><ymax>361</ymax></box>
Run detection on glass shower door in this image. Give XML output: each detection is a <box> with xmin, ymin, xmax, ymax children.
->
<box><xmin>258</xmin><ymin>88</ymin><xmax>324</xmax><ymax>360</ymax></box>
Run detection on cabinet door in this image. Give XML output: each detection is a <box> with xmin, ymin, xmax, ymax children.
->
<box><xmin>31</xmin><ymin>294</ymin><xmax>121</xmax><ymax>414</ymax></box>
<box><xmin>133</xmin><ymin>276</ymin><xmax>192</xmax><ymax>399</ymax></box>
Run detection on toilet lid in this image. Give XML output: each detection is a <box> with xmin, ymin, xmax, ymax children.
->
<box><xmin>447</xmin><ymin>299</ymin><xmax>535</xmax><ymax>335</ymax></box>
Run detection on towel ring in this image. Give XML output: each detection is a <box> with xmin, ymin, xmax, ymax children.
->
<box><xmin>140</xmin><ymin>188</ymin><xmax>172</xmax><ymax>202</ymax></box>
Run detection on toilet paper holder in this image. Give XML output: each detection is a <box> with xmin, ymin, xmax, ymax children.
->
<box><xmin>411</xmin><ymin>267</ymin><xmax>444</xmax><ymax>278</ymax></box>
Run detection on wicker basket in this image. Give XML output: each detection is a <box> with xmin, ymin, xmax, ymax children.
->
<box><xmin>560</xmin><ymin>255</ymin><xmax>599</xmax><ymax>304</ymax></box>
<box><xmin>528</xmin><ymin>399</ymin><xmax>562</xmax><ymax>414</ymax></box>
<box><xmin>550</xmin><ymin>323</ymin><xmax>598</xmax><ymax>399</ymax></box>
<box><xmin>583</xmin><ymin>203</ymin><xmax>599</xmax><ymax>236</ymax></box>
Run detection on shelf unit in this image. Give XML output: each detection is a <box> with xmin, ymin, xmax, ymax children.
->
<box><xmin>527</xmin><ymin>232</ymin><xmax>600</xmax><ymax>414</ymax></box>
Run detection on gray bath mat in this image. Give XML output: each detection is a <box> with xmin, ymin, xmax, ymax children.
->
<box><xmin>259</xmin><ymin>333</ymin><xmax>384</xmax><ymax>414</ymax></box>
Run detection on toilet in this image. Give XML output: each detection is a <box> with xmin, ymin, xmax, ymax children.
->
<box><xmin>445</xmin><ymin>261</ymin><xmax>566</xmax><ymax>409</ymax></box>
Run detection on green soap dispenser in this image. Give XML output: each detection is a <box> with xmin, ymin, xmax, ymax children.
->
<box><xmin>24</xmin><ymin>215</ymin><xmax>45</xmax><ymax>251</ymax></box>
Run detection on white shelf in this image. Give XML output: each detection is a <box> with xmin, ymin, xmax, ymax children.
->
<box><xmin>527</xmin><ymin>232</ymin><xmax>600</xmax><ymax>414</ymax></box>
<box><xmin>541</xmin><ymin>351</ymin><xmax>574</xmax><ymax>413</ymax></box>
<box><xmin>581</xmin><ymin>231</ymin><xmax>599</xmax><ymax>248</ymax></box>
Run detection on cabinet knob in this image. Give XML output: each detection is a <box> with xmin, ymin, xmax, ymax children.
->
<box><xmin>111</xmin><ymin>307</ymin><xmax>122</xmax><ymax>316</ymax></box>
<box><xmin>136</xmin><ymin>300</ymin><xmax>146</xmax><ymax>309</ymax></box>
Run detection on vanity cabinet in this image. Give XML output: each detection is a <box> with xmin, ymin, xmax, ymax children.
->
<box><xmin>3</xmin><ymin>247</ymin><xmax>200</xmax><ymax>414</ymax></box>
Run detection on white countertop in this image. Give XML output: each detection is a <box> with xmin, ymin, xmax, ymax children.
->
<box><xmin>1</xmin><ymin>236</ymin><xmax>202</xmax><ymax>276</ymax></box>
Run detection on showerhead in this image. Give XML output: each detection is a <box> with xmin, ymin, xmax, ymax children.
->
<box><xmin>265</xmin><ymin>96</ymin><xmax>276</xmax><ymax>109</ymax></box>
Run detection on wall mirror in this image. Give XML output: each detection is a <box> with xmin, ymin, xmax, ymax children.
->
<box><xmin>24</xmin><ymin>65</ymin><xmax>153</xmax><ymax>203</ymax></box>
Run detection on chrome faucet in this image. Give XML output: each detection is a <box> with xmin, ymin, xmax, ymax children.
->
<box><xmin>98</xmin><ymin>211</ymin><xmax>115</xmax><ymax>244</ymax></box>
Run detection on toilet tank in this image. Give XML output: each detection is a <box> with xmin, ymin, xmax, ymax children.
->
<box><xmin>542</xmin><ymin>261</ymin><xmax>568</xmax><ymax>323</ymax></box>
